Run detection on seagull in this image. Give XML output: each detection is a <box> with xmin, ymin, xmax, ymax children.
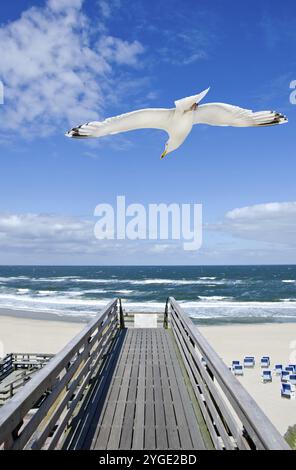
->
<box><xmin>65</xmin><ymin>87</ymin><xmax>288</xmax><ymax>158</ymax></box>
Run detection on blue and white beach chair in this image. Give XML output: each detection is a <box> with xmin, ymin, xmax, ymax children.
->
<box><xmin>233</xmin><ymin>364</ymin><xmax>244</xmax><ymax>376</ymax></box>
<box><xmin>288</xmin><ymin>364</ymin><xmax>296</xmax><ymax>372</ymax></box>
<box><xmin>281</xmin><ymin>382</ymin><xmax>296</xmax><ymax>399</ymax></box>
<box><xmin>232</xmin><ymin>360</ymin><xmax>240</xmax><ymax>367</ymax></box>
<box><xmin>243</xmin><ymin>356</ymin><xmax>255</xmax><ymax>367</ymax></box>
<box><xmin>285</xmin><ymin>366</ymin><xmax>295</xmax><ymax>374</ymax></box>
<box><xmin>262</xmin><ymin>370</ymin><xmax>272</xmax><ymax>383</ymax></box>
<box><xmin>274</xmin><ymin>364</ymin><xmax>283</xmax><ymax>375</ymax></box>
<box><xmin>260</xmin><ymin>356</ymin><xmax>270</xmax><ymax>368</ymax></box>
<box><xmin>289</xmin><ymin>374</ymin><xmax>296</xmax><ymax>385</ymax></box>
<box><xmin>281</xmin><ymin>370</ymin><xmax>290</xmax><ymax>382</ymax></box>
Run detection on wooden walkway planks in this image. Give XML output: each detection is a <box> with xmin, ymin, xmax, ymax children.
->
<box><xmin>90</xmin><ymin>328</ymin><xmax>206</xmax><ymax>450</ymax></box>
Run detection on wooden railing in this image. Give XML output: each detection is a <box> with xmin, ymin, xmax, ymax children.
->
<box><xmin>0</xmin><ymin>297</ymin><xmax>290</xmax><ymax>450</ymax></box>
<box><xmin>166</xmin><ymin>297</ymin><xmax>290</xmax><ymax>450</ymax></box>
<box><xmin>0</xmin><ymin>370</ymin><xmax>36</xmax><ymax>405</ymax></box>
<box><xmin>0</xmin><ymin>299</ymin><xmax>119</xmax><ymax>450</ymax></box>
<box><xmin>0</xmin><ymin>354</ymin><xmax>53</xmax><ymax>405</ymax></box>
<box><xmin>0</xmin><ymin>354</ymin><xmax>14</xmax><ymax>382</ymax></box>
<box><xmin>10</xmin><ymin>353</ymin><xmax>53</xmax><ymax>369</ymax></box>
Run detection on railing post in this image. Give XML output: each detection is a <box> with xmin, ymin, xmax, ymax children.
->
<box><xmin>163</xmin><ymin>298</ymin><xmax>169</xmax><ymax>329</ymax></box>
<box><xmin>119</xmin><ymin>298</ymin><xmax>125</xmax><ymax>329</ymax></box>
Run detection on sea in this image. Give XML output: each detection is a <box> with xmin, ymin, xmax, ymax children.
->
<box><xmin>0</xmin><ymin>265</ymin><xmax>296</xmax><ymax>325</ymax></box>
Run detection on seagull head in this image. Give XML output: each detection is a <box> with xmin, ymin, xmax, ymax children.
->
<box><xmin>160</xmin><ymin>139</ymin><xmax>181</xmax><ymax>159</ymax></box>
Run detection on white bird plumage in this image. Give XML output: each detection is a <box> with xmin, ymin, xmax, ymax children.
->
<box><xmin>65</xmin><ymin>87</ymin><xmax>288</xmax><ymax>158</ymax></box>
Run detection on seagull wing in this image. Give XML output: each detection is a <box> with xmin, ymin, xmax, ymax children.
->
<box><xmin>66</xmin><ymin>108</ymin><xmax>172</xmax><ymax>138</ymax></box>
<box><xmin>193</xmin><ymin>103</ymin><xmax>288</xmax><ymax>127</ymax></box>
<box><xmin>174</xmin><ymin>87</ymin><xmax>210</xmax><ymax>112</ymax></box>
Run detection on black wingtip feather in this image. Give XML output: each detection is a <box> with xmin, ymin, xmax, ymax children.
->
<box><xmin>65</xmin><ymin>127</ymin><xmax>90</xmax><ymax>138</ymax></box>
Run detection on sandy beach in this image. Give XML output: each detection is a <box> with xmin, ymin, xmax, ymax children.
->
<box><xmin>0</xmin><ymin>309</ymin><xmax>83</xmax><ymax>355</ymax></box>
<box><xmin>0</xmin><ymin>309</ymin><xmax>296</xmax><ymax>437</ymax></box>
<box><xmin>200</xmin><ymin>323</ymin><xmax>296</xmax><ymax>435</ymax></box>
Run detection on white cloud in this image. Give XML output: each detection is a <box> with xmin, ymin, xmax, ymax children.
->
<box><xmin>0</xmin><ymin>213</ymin><xmax>93</xmax><ymax>252</ymax></box>
<box><xmin>0</xmin><ymin>0</ymin><xmax>144</xmax><ymax>137</ymax></box>
<box><xmin>48</xmin><ymin>0</ymin><xmax>84</xmax><ymax>12</ymax></box>
<box><xmin>0</xmin><ymin>213</ymin><xmax>182</xmax><ymax>259</ymax></box>
<box><xmin>160</xmin><ymin>29</ymin><xmax>209</xmax><ymax>66</ymax></box>
<box><xmin>97</xmin><ymin>0</ymin><xmax>112</xmax><ymax>19</ymax></box>
<box><xmin>211</xmin><ymin>201</ymin><xmax>296</xmax><ymax>246</ymax></box>
<box><xmin>1</xmin><ymin>204</ymin><xmax>296</xmax><ymax>264</ymax></box>
<box><xmin>97</xmin><ymin>36</ymin><xmax>144</xmax><ymax>66</ymax></box>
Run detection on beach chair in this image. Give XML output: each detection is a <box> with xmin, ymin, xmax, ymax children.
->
<box><xmin>233</xmin><ymin>365</ymin><xmax>244</xmax><ymax>376</ymax></box>
<box><xmin>232</xmin><ymin>360</ymin><xmax>240</xmax><ymax>368</ymax></box>
<box><xmin>262</xmin><ymin>370</ymin><xmax>272</xmax><ymax>383</ymax></box>
<box><xmin>285</xmin><ymin>366</ymin><xmax>295</xmax><ymax>374</ymax></box>
<box><xmin>290</xmin><ymin>374</ymin><xmax>296</xmax><ymax>385</ymax></box>
<box><xmin>288</xmin><ymin>364</ymin><xmax>296</xmax><ymax>372</ymax></box>
<box><xmin>274</xmin><ymin>364</ymin><xmax>283</xmax><ymax>375</ymax></box>
<box><xmin>260</xmin><ymin>356</ymin><xmax>270</xmax><ymax>368</ymax></box>
<box><xmin>281</xmin><ymin>370</ymin><xmax>290</xmax><ymax>382</ymax></box>
<box><xmin>243</xmin><ymin>356</ymin><xmax>255</xmax><ymax>368</ymax></box>
<box><xmin>281</xmin><ymin>382</ymin><xmax>296</xmax><ymax>399</ymax></box>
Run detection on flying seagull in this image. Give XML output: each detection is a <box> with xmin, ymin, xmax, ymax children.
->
<box><xmin>65</xmin><ymin>87</ymin><xmax>288</xmax><ymax>158</ymax></box>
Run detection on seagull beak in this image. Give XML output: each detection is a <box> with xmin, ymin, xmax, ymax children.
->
<box><xmin>160</xmin><ymin>149</ymin><xmax>167</xmax><ymax>159</ymax></box>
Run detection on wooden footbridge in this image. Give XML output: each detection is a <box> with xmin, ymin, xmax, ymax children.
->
<box><xmin>0</xmin><ymin>298</ymin><xmax>289</xmax><ymax>450</ymax></box>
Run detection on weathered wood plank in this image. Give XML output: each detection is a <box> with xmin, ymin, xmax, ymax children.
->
<box><xmin>105</xmin><ymin>330</ymin><xmax>137</xmax><ymax>449</ymax></box>
<box><xmin>165</xmin><ymin>332</ymin><xmax>207</xmax><ymax>450</ymax></box>
<box><xmin>88</xmin><ymin>329</ymin><xmax>133</xmax><ymax>450</ymax></box>
<box><xmin>161</xmin><ymin>333</ymin><xmax>194</xmax><ymax>449</ymax></box>
<box><xmin>144</xmin><ymin>330</ymin><xmax>156</xmax><ymax>449</ymax></box>
<box><xmin>93</xmin><ymin>329</ymin><xmax>135</xmax><ymax>449</ymax></box>
<box><xmin>152</xmin><ymin>331</ymin><xmax>168</xmax><ymax>449</ymax></box>
<box><xmin>62</xmin><ymin>323</ymin><xmax>125</xmax><ymax>450</ymax></box>
<box><xmin>157</xmin><ymin>331</ymin><xmax>181</xmax><ymax>449</ymax></box>
<box><xmin>119</xmin><ymin>330</ymin><xmax>142</xmax><ymax>449</ymax></box>
<box><xmin>132</xmin><ymin>330</ymin><xmax>147</xmax><ymax>450</ymax></box>
<box><xmin>170</xmin><ymin>317</ymin><xmax>223</xmax><ymax>449</ymax></box>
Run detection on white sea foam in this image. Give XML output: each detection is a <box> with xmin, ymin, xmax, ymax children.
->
<box><xmin>199</xmin><ymin>277</ymin><xmax>217</xmax><ymax>280</ymax></box>
<box><xmin>0</xmin><ymin>270</ymin><xmax>295</xmax><ymax>323</ymax></box>
<box><xmin>115</xmin><ymin>289</ymin><xmax>135</xmax><ymax>294</ymax></box>
<box><xmin>31</xmin><ymin>276</ymin><xmax>80</xmax><ymax>282</ymax></box>
<box><xmin>69</xmin><ymin>278</ymin><xmax>236</xmax><ymax>286</ymax></box>
<box><xmin>198</xmin><ymin>296</ymin><xmax>232</xmax><ymax>301</ymax></box>
<box><xmin>37</xmin><ymin>290</ymin><xmax>58</xmax><ymax>296</ymax></box>
<box><xmin>17</xmin><ymin>288</ymin><xmax>30</xmax><ymax>294</ymax></box>
<box><xmin>80</xmin><ymin>289</ymin><xmax>108</xmax><ymax>294</ymax></box>
<box><xmin>0</xmin><ymin>276</ymin><xmax>30</xmax><ymax>281</ymax></box>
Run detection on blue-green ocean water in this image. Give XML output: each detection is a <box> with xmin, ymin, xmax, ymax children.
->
<box><xmin>0</xmin><ymin>265</ymin><xmax>296</xmax><ymax>324</ymax></box>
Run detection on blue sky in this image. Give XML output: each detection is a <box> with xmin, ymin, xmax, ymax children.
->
<box><xmin>0</xmin><ymin>0</ymin><xmax>295</xmax><ymax>264</ymax></box>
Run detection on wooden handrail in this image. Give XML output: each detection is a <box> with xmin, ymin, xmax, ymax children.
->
<box><xmin>0</xmin><ymin>299</ymin><xmax>119</xmax><ymax>449</ymax></box>
<box><xmin>119</xmin><ymin>298</ymin><xmax>125</xmax><ymax>329</ymax></box>
<box><xmin>167</xmin><ymin>297</ymin><xmax>290</xmax><ymax>450</ymax></box>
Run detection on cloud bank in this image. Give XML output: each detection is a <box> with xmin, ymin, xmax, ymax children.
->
<box><xmin>212</xmin><ymin>201</ymin><xmax>296</xmax><ymax>246</ymax></box>
<box><xmin>0</xmin><ymin>0</ymin><xmax>144</xmax><ymax>137</ymax></box>
<box><xmin>0</xmin><ymin>201</ymin><xmax>295</xmax><ymax>262</ymax></box>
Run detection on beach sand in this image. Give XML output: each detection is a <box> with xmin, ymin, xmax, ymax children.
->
<box><xmin>0</xmin><ymin>309</ymin><xmax>296</xmax><ymax>436</ymax></box>
<box><xmin>0</xmin><ymin>309</ymin><xmax>84</xmax><ymax>355</ymax></box>
<box><xmin>199</xmin><ymin>323</ymin><xmax>296</xmax><ymax>435</ymax></box>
